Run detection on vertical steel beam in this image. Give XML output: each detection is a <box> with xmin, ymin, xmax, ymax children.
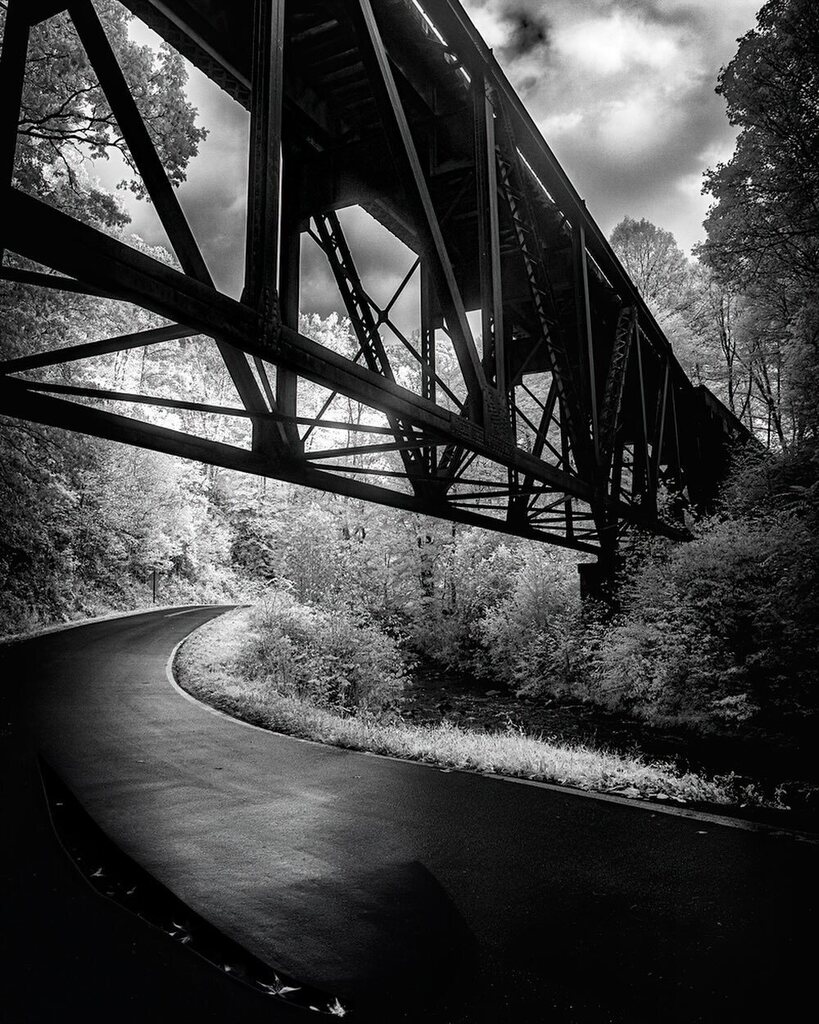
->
<box><xmin>575</xmin><ymin>223</ymin><xmax>599</xmax><ymax>465</ymax></box>
<box><xmin>277</xmin><ymin>146</ymin><xmax>301</xmax><ymax>448</ymax></box>
<box><xmin>244</xmin><ymin>0</ymin><xmax>285</xmax><ymax>324</ymax></box>
<box><xmin>561</xmin><ymin>423</ymin><xmax>574</xmax><ymax>541</ymax></box>
<box><xmin>634</xmin><ymin>327</ymin><xmax>656</xmax><ymax>514</ymax></box>
<box><xmin>670</xmin><ymin>384</ymin><xmax>684</xmax><ymax>486</ymax></box>
<box><xmin>0</xmin><ymin>0</ymin><xmax>30</xmax><ymax>258</ymax></box>
<box><xmin>649</xmin><ymin>360</ymin><xmax>670</xmax><ymax>490</ymax></box>
<box><xmin>610</xmin><ymin>439</ymin><xmax>624</xmax><ymax>506</ymax></box>
<box><xmin>473</xmin><ymin>74</ymin><xmax>505</xmax><ymax>396</ymax></box>
<box><xmin>420</xmin><ymin>265</ymin><xmax>438</xmax><ymax>474</ymax></box>
<box><xmin>347</xmin><ymin>0</ymin><xmax>485</xmax><ymax>412</ymax></box>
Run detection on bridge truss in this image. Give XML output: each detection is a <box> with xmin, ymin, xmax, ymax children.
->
<box><xmin>0</xmin><ymin>0</ymin><xmax>748</xmax><ymax>570</ymax></box>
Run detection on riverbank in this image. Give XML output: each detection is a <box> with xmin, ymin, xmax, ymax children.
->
<box><xmin>174</xmin><ymin>609</ymin><xmax>814</xmax><ymax>822</ymax></box>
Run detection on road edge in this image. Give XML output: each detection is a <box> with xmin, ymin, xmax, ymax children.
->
<box><xmin>0</xmin><ymin>604</ymin><xmax>202</xmax><ymax>647</ymax></box>
<box><xmin>166</xmin><ymin>614</ymin><xmax>819</xmax><ymax>844</ymax></box>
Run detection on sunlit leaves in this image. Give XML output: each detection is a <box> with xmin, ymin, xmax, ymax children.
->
<box><xmin>5</xmin><ymin>0</ymin><xmax>207</xmax><ymax>226</ymax></box>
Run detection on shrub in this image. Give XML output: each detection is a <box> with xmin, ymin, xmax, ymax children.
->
<box><xmin>591</xmin><ymin>510</ymin><xmax>819</xmax><ymax>731</ymax></box>
<box><xmin>239</xmin><ymin>588</ymin><xmax>408</xmax><ymax>717</ymax></box>
<box><xmin>480</xmin><ymin>544</ymin><xmax>581</xmax><ymax>694</ymax></box>
<box><xmin>406</xmin><ymin>531</ymin><xmax>525</xmax><ymax>674</ymax></box>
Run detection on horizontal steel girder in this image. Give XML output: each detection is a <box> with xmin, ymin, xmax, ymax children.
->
<box><xmin>1</xmin><ymin>187</ymin><xmax>591</xmax><ymax>499</ymax></box>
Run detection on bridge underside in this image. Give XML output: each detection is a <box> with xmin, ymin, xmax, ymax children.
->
<box><xmin>0</xmin><ymin>0</ymin><xmax>748</xmax><ymax>557</ymax></box>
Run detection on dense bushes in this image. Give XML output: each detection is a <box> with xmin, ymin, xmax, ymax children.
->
<box><xmin>0</xmin><ymin>423</ymin><xmax>242</xmax><ymax>633</ymax></box>
<box><xmin>233</xmin><ymin>458</ymin><xmax>816</xmax><ymax>747</ymax></box>
<box><xmin>7</xmin><ymin>407</ymin><xmax>814</xmax><ymax>752</ymax></box>
<box><xmin>592</xmin><ymin>514</ymin><xmax>818</xmax><ymax>727</ymax></box>
<box><xmin>238</xmin><ymin>589</ymin><xmax>409</xmax><ymax>717</ymax></box>
<box><xmin>345</xmin><ymin>446</ymin><xmax>817</xmax><ymax>744</ymax></box>
<box><xmin>590</xmin><ymin>447</ymin><xmax>819</xmax><ymax>733</ymax></box>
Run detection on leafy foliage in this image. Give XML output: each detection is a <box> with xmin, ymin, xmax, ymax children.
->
<box><xmin>591</xmin><ymin>491</ymin><xmax>819</xmax><ymax>734</ymax></box>
<box><xmin>609</xmin><ymin>216</ymin><xmax>745</xmax><ymax>402</ymax></box>
<box><xmin>700</xmin><ymin>0</ymin><xmax>819</xmax><ymax>287</ymax></box>
<box><xmin>240</xmin><ymin>589</ymin><xmax>408</xmax><ymax>717</ymax></box>
<box><xmin>7</xmin><ymin>1</ymin><xmax>207</xmax><ymax>226</ymax></box>
<box><xmin>697</xmin><ymin>0</ymin><xmax>819</xmax><ymax>445</ymax></box>
<box><xmin>179</xmin><ymin>609</ymin><xmax>745</xmax><ymax>807</ymax></box>
<box><xmin>1</xmin><ymin>1</ymin><xmax>816</xmax><ymax>789</ymax></box>
<box><xmin>610</xmin><ymin>217</ymin><xmax>691</xmax><ymax>313</ymax></box>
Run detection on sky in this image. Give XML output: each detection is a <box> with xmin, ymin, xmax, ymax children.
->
<box><xmin>109</xmin><ymin>0</ymin><xmax>763</xmax><ymax>312</ymax></box>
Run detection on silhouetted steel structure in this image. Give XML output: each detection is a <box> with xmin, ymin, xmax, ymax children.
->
<box><xmin>0</xmin><ymin>0</ymin><xmax>749</xmax><ymax>570</ymax></box>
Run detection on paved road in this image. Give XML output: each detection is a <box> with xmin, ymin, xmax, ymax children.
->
<box><xmin>2</xmin><ymin>608</ymin><xmax>816</xmax><ymax>1022</ymax></box>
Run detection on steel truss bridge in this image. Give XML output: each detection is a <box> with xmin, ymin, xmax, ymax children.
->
<box><xmin>0</xmin><ymin>0</ymin><xmax>748</xmax><ymax>575</ymax></box>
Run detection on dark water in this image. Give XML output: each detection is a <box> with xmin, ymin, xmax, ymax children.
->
<box><xmin>401</xmin><ymin>665</ymin><xmax>819</xmax><ymax>823</ymax></box>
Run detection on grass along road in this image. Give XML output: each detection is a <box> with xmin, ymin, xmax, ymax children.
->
<box><xmin>174</xmin><ymin>609</ymin><xmax>779</xmax><ymax>812</ymax></box>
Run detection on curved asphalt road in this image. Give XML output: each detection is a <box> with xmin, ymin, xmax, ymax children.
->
<box><xmin>2</xmin><ymin>607</ymin><xmax>816</xmax><ymax>1023</ymax></box>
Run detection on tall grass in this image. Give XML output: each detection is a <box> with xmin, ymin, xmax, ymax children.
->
<box><xmin>175</xmin><ymin>609</ymin><xmax>769</xmax><ymax>808</ymax></box>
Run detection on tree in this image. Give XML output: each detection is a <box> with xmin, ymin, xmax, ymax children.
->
<box><xmin>0</xmin><ymin>5</ymin><xmax>222</xmax><ymax>628</ymax></box>
<box><xmin>609</xmin><ymin>217</ymin><xmax>709</xmax><ymax>381</ymax></box>
<box><xmin>681</xmin><ymin>271</ymin><xmax>755</xmax><ymax>422</ymax></box>
<box><xmin>610</xmin><ymin>217</ymin><xmax>691</xmax><ymax>313</ymax></box>
<box><xmin>698</xmin><ymin>0</ymin><xmax>819</xmax><ymax>445</ymax></box>
<box><xmin>699</xmin><ymin>0</ymin><xmax>819</xmax><ymax>287</ymax></box>
<box><xmin>3</xmin><ymin>0</ymin><xmax>207</xmax><ymax>226</ymax></box>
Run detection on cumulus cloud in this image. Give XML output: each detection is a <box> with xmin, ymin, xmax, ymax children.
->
<box><xmin>94</xmin><ymin>19</ymin><xmax>250</xmax><ymax>297</ymax></box>
<box><xmin>462</xmin><ymin>0</ymin><xmax>760</xmax><ymax>252</ymax></box>
<box><xmin>555</xmin><ymin>11</ymin><xmax>682</xmax><ymax>76</ymax></box>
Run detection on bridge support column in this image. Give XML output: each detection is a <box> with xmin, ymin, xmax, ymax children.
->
<box><xmin>577</xmin><ymin>554</ymin><xmax>618</xmax><ymax>606</ymax></box>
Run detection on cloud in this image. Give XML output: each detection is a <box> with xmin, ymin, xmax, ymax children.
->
<box><xmin>113</xmin><ymin>0</ymin><xmax>761</xmax><ymax>309</ymax></box>
<box><xmin>92</xmin><ymin>19</ymin><xmax>250</xmax><ymax>296</ymax></box>
<box><xmin>300</xmin><ymin>207</ymin><xmax>421</xmax><ymax>336</ymax></box>
<box><xmin>495</xmin><ymin>7</ymin><xmax>552</xmax><ymax>61</ymax></box>
<box><xmin>462</xmin><ymin>0</ymin><xmax>760</xmax><ymax>252</ymax></box>
<box><xmin>158</xmin><ymin>65</ymin><xmax>250</xmax><ymax>296</ymax></box>
<box><xmin>554</xmin><ymin>11</ymin><xmax>682</xmax><ymax>76</ymax></box>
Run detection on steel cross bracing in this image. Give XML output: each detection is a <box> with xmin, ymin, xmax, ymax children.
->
<box><xmin>0</xmin><ymin>0</ymin><xmax>751</xmax><ymax>562</ymax></box>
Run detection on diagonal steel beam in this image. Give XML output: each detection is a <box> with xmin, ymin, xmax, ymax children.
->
<box><xmin>0</xmin><ymin>266</ymin><xmax>121</xmax><ymax>300</ymax></box>
<box><xmin>67</xmin><ymin>0</ymin><xmax>281</xmax><ymax>450</ymax></box>
<box><xmin>493</xmin><ymin>95</ymin><xmax>593</xmax><ymax>481</ymax></box>
<box><xmin>509</xmin><ymin>378</ymin><xmax>562</xmax><ymax>524</ymax></box>
<box><xmin>345</xmin><ymin>0</ymin><xmax>486</xmax><ymax>414</ymax></box>
<box><xmin>68</xmin><ymin>0</ymin><xmax>209</xmax><ymax>283</ymax></box>
<box><xmin>313</xmin><ymin>210</ymin><xmax>430</xmax><ymax>491</ymax></box>
<box><xmin>598</xmin><ymin>306</ymin><xmax>635</xmax><ymax>479</ymax></box>
<box><xmin>0</xmin><ymin>323</ymin><xmax>196</xmax><ymax>374</ymax></box>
